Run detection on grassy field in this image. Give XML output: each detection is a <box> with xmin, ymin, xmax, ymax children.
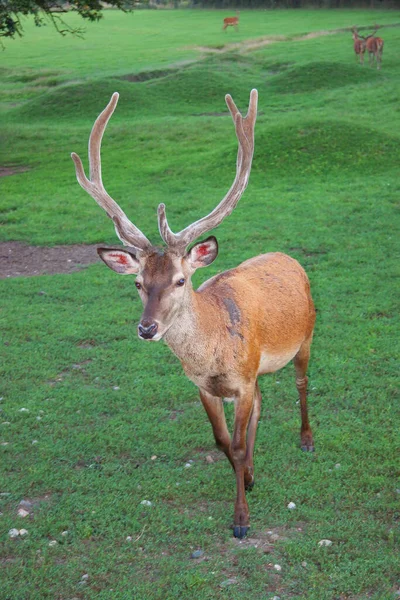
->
<box><xmin>1</xmin><ymin>8</ymin><xmax>399</xmax><ymax>600</ymax></box>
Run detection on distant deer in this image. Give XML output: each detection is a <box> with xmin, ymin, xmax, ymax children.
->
<box><xmin>352</xmin><ymin>28</ymin><xmax>366</xmax><ymax>65</ymax></box>
<box><xmin>71</xmin><ymin>90</ymin><xmax>316</xmax><ymax>539</ymax></box>
<box><xmin>365</xmin><ymin>27</ymin><xmax>384</xmax><ymax>70</ymax></box>
<box><xmin>223</xmin><ymin>12</ymin><xmax>239</xmax><ymax>32</ymax></box>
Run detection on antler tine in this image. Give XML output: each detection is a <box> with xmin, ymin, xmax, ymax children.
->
<box><xmin>71</xmin><ymin>93</ymin><xmax>152</xmax><ymax>251</ymax></box>
<box><xmin>158</xmin><ymin>89</ymin><xmax>258</xmax><ymax>251</ymax></box>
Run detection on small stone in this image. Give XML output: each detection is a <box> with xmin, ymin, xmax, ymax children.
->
<box><xmin>126</xmin><ymin>536</ymin><xmax>133</xmax><ymax>542</ymax></box>
<box><xmin>19</xmin><ymin>408</ymin><xmax>29</xmax><ymax>413</ymax></box>
<box><xmin>9</xmin><ymin>528</ymin><xmax>20</xmax><ymax>538</ymax></box>
<box><xmin>205</xmin><ymin>455</ymin><xmax>214</xmax><ymax>464</ymax></box>
<box><xmin>220</xmin><ymin>578</ymin><xmax>237</xmax><ymax>587</ymax></box>
<box><xmin>190</xmin><ymin>550</ymin><xmax>204</xmax><ymax>559</ymax></box>
<box><xmin>81</xmin><ymin>574</ymin><xmax>89</xmax><ymax>580</ymax></box>
<box><xmin>151</xmin><ymin>455</ymin><xmax>157</xmax><ymax>460</ymax></box>
<box><xmin>36</xmin><ymin>416</ymin><xmax>42</xmax><ymax>421</ymax></box>
<box><xmin>184</xmin><ymin>463</ymin><xmax>192</xmax><ymax>468</ymax></box>
<box><xmin>113</xmin><ymin>386</ymin><xmax>120</xmax><ymax>391</ymax></box>
<box><xmin>32</xmin><ymin>440</ymin><xmax>38</xmax><ymax>445</ymax></box>
<box><xmin>19</xmin><ymin>500</ymin><xmax>33</xmax><ymax>510</ymax></box>
<box><xmin>287</xmin><ymin>502</ymin><xmax>296</xmax><ymax>510</ymax></box>
<box><xmin>274</xmin><ymin>564</ymin><xmax>282</xmax><ymax>571</ymax></box>
<box><xmin>1</xmin><ymin>442</ymin><xmax>9</xmax><ymax>446</ymax></box>
<box><xmin>61</xmin><ymin>531</ymin><xmax>69</xmax><ymax>536</ymax></box>
<box><xmin>318</xmin><ymin>539</ymin><xmax>333</xmax><ymax>547</ymax></box>
<box><xmin>48</xmin><ymin>540</ymin><xmax>58</xmax><ymax>547</ymax></box>
<box><xmin>18</xmin><ymin>508</ymin><xmax>29</xmax><ymax>518</ymax></box>
<box><xmin>301</xmin><ymin>561</ymin><xmax>307</xmax><ymax>567</ymax></box>
<box><xmin>272</xmin><ymin>596</ymin><xmax>281</xmax><ymax>600</ymax></box>
<box><xmin>334</xmin><ymin>463</ymin><xmax>341</xmax><ymax>469</ymax></box>
<box><xmin>19</xmin><ymin>529</ymin><xmax>28</xmax><ymax>536</ymax></box>
<box><xmin>140</xmin><ymin>500</ymin><xmax>152</xmax><ymax>506</ymax></box>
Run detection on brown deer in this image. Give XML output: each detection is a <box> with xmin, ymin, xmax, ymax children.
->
<box><xmin>365</xmin><ymin>28</ymin><xmax>384</xmax><ymax>70</ymax></box>
<box><xmin>223</xmin><ymin>12</ymin><xmax>239</xmax><ymax>32</ymax></box>
<box><xmin>352</xmin><ymin>28</ymin><xmax>366</xmax><ymax>65</ymax></box>
<box><xmin>71</xmin><ymin>90</ymin><xmax>316</xmax><ymax>539</ymax></box>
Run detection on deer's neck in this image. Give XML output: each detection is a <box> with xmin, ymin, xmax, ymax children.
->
<box><xmin>163</xmin><ymin>287</ymin><xmax>217</xmax><ymax>370</ymax></box>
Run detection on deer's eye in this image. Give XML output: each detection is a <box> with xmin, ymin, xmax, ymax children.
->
<box><xmin>176</xmin><ymin>278</ymin><xmax>185</xmax><ymax>287</ymax></box>
<box><xmin>135</xmin><ymin>282</ymin><xmax>142</xmax><ymax>290</ymax></box>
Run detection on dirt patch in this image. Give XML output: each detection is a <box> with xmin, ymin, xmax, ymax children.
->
<box><xmin>0</xmin><ymin>166</ymin><xmax>30</xmax><ymax>177</ymax></box>
<box><xmin>0</xmin><ymin>241</ymin><xmax>100</xmax><ymax>279</ymax></box>
<box><xmin>296</xmin><ymin>30</ymin><xmax>337</xmax><ymax>41</ymax></box>
<box><xmin>194</xmin><ymin>36</ymin><xmax>286</xmax><ymax>55</ymax></box>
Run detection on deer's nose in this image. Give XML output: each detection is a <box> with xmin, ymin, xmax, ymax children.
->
<box><xmin>138</xmin><ymin>321</ymin><xmax>158</xmax><ymax>340</ymax></box>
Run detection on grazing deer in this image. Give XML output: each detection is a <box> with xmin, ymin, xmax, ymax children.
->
<box><xmin>365</xmin><ymin>29</ymin><xmax>384</xmax><ymax>70</ymax></box>
<box><xmin>71</xmin><ymin>90</ymin><xmax>316</xmax><ymax>539</ymax></box>
<box><xmin>352</xmin><ymin>28</ymin><xmax>366</xmax><ymax>65</ymax></box>
<box><xmin>223</xmin><ymin>12</ymin><xmax>239</xmax><ymax>32</ymax></box>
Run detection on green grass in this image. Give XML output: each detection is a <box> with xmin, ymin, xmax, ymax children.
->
<box><xmin>1</xmin><ymin>8</ymin><xmax>400</xmax><ymax>600</ymax></box>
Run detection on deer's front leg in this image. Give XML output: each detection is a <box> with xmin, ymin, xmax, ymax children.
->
<box><xmin>199</xmin><ymin>389</ymin><xmax>234</xmax><ymax>469</ymax></box>
<box><xmin>231</xmin><ymin>385</ymin><xmax>256</xmax><ymax>538</ymax></box>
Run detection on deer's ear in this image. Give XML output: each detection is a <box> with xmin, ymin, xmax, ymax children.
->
<box><xmin>185</xmin><ymin>236</ymin><xmax>218</xmax><ymax>269</ymax></box>
<box><xmin>97</xmin><ymin>248</ymin><xmax>140</xmax><ymax>275</ymax></box>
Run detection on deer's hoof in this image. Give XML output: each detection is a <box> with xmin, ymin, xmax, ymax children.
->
<box><xmin>301</xmin><ymin>431</ymin><xmax>314</xmax><ymax>452</ymax></box>
<box><xmin>301</xmin><ymin>443</ymin><xmax>315</xmax><ymax>452</ymax></box>
<box><xmin>233</xmin><ymin>525</ymin><xmax>249</xmax><ymax>539</ymax></box>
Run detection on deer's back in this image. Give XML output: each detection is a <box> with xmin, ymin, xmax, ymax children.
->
<box><xmin>196</xmin><ymin>252</ymin><xmax>315</xmax><ymax>382</ymax></box>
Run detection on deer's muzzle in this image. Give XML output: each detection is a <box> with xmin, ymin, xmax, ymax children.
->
<box><xmin>138</xmin><ymin>320</ymin><xmax>158</xmax><ymax>340</ymax></box>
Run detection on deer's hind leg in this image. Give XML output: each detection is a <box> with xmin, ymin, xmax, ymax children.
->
<box><xmin>293</xmin><ymin>336</ymin><xmax>314</xmax><ymax>452</ymax></box>
<box><xmin>243</xmin><ymin>380</ymin><xmax>262</xmax><ymax>490</ymax></box>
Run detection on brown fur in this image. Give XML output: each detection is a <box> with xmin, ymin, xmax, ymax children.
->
<box><xmin>223</xmin><ymin>15</ymin><xmax>239</xmax><ymax>31</ymax></box>
<box><xmin>97</xmin><ymin>245</ymin><xmax>316</xmax><ymax>538</ymax></box>
<box><xmin>128</xmin><ymin>248</ymin><xmax>316</xmax><ymax>537</ymax></box>
<box><xmin>366</xmin><ymin>35</ymin><xmax>384</xmax><ymax>69</ymax></box>
<box><xmin>352</xmin><ymin>31</ymin><xmax>366</xmax><ymax>65</ymax></box>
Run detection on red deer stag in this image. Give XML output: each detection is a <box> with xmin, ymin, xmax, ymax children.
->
<box><xmin>223</xmin><ymin>12</ymin><xmax>239</xmax><ymax>32</ymax></box>
<box><xmin>352</xmin><ymin>28</ymin><xmax>366</xmax><ymax>65</ymax></box>
<box><xmin>71</xmin><ymin>90</ymin><xmax>316</xmax><ymax>539</ymax></box>
<box><xmin>365</xmin><ymin>28</ymin><xmax>384</xmax><ymax>70</ymax></box>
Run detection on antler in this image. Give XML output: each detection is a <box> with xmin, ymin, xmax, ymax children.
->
<box><xmin>71</xmin><ymin>93</ymin><xmax>152</xmax><ymax>251</ymax></box>
<box><xmin>157</xmin><ymin>88</ymin><xmax>258</xmax><ymax>251</ymax></box>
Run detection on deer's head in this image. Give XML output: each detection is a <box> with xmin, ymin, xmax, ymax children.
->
<box><xmin>71</xmin><ymin>91</ymin><xmax>257</xmax><ymax>340</ymax></box>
